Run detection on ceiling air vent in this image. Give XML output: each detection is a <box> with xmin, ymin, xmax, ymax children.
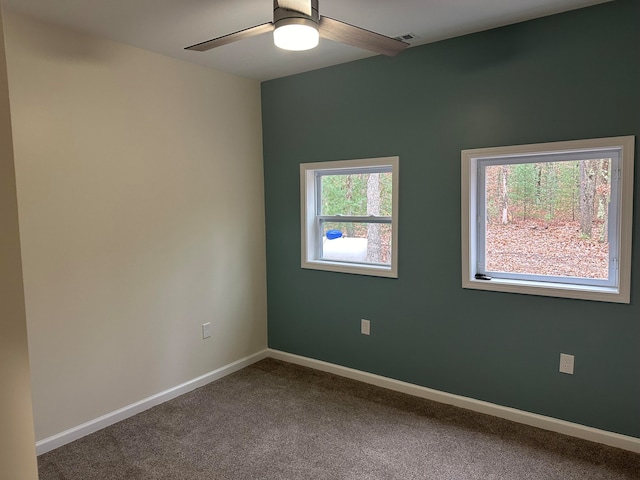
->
<box><xmin>395</xmin><ymin>32</ymin><xmax>419</xmax><ymax>44</ymax></box>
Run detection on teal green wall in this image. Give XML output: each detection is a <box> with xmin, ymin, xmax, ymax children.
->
<box><xmin>261</xmin><ymin>0</ymin><xmax>640</xmax><ymax>438</ymax></box>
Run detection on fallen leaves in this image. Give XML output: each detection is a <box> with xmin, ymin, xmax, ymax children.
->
<box><xmin>485</xmin><ymin>220</ymin><xmax>608</xmax><ymax>279</ymax></box>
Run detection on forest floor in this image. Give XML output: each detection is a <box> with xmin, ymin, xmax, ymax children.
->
<box><xmin>486</xmin><ymin>220</ymin><xmax>609</xmax><ymax>279</ymax></box>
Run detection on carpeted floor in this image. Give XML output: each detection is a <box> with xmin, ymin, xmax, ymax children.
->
<box><xmin>38</xmin><ymin>358</ymin><xmax>640</xmax><ymax>479</ymax></box>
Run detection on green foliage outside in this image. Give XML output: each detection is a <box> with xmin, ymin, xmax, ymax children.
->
<box><xmin>320</xmin><ymin>172</ymin><xmax>392</xmax><ymax>240</ymax></box>
<box><xmin>486</xmin><ymin>159</ymin><xmax>608</xmax><ymax>228</ymax></box>
<box><xmin>320</xmin><ymin>173</ymin><xmax>392</xmax><ymax>216</ymax></box>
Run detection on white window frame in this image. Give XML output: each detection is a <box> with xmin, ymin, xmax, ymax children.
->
<box><xmin>300</xmin><ymin>156</ymin><xmax>399</xmax><ymax>278</ymax></box>
<box><xmin>462</xmin><ymin>136</ymin><xmax>634</xmax><ymax>303</ymax></box>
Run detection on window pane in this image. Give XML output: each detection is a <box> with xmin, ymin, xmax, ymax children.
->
<box><xmin>483</xmin><ymin>158</ymin><xmax>611</xmax><ymax>280</ymax></box>
<box><xmin>320</xmin><ymin>172</ymin><xmax>393</xmax><ymax>216</ymax></box>
<box><xmin>321</xmin><ymin>221</ymin><xmax>392</xmax><ymax>265</ymax></box>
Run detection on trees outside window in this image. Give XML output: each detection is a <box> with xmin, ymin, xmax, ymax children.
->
<box><xmin>483</xmin><ymin>158</ymin><xmax>611</xmax><ymax>279</ymax></box>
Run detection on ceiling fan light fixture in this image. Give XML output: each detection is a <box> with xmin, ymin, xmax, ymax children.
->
<box><xmin>273</xmin><ymin>18</ymin><xmax>319</xmax><ymax>51</ymax></box>
<box><xmin>185</xmin><ymin>0</ymin><xmax>408</xmax><ymax>57</ymax></box>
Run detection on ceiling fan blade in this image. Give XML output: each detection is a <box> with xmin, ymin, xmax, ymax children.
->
<box><xmin>185</xmin><ymin>22</ymin><xmax>275</xmax><ymax>52</ymax></box>
<box><xmin>319</xmin><ymin>16</ymin><xmax>408</xmax><ymax>57</ymax></box>
<box><xmin>276</xmin><ymin>0</ymin><xmax>312</xmax><ymax>16</ymax></box>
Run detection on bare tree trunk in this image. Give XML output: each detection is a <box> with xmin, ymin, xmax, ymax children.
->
<box><xmin>345</xmin><ymin>175</ymin><xmax>354</xmax><ymax>237</ymax></box>
<box><xmin>594</xmin><ymin>159</ymin><xmax>602</xmax><ymax>219</ymax></box>
<box><xmin>572</xmin><ymin>162</ymin><xmax>579</xmax><ymax>221</ymax></box>
<box><xmin>597</xmin><ymin>159</ymin><xmax>609</xmax><ymax>243</ymax></box>
<box><xmin>579</xmin><ymin>160</ymin><xmax>596</xmax><ymax>237</ymax></box>
<box><xmin>500</xmin><ymin>165</ymin><xmax>509</xmax><ymax>224</ymax></box>
<box><xmin>366</xmin><ymin>173</ymin><xmax>382</xmax><ymax>263</ymax></box>
<box><xmin>599</xmin><ymin>198</ymin><xmax>608</xmax><ymax>243</ymax></box>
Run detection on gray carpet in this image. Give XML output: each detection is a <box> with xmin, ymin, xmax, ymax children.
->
<box><xmin>38</xmin><ymin>358</ymin><xmax>640</xmax><ymax>479</ymax></box>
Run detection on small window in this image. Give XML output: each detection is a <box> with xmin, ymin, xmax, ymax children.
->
<box><xmin>462</xmin><ymin>136</ymin><xmax>634</xmax><ymax>303</ymax></box>
<box><xmin>300</xmin><ymin>157</ymin><xmax>399</xmax><ymax>277</ymax></box>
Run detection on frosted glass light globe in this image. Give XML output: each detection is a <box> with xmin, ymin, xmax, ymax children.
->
<box><xmin>274</xmin><ymin>23</ymin><xmax>319</xmax><ymax>51</ymax></box>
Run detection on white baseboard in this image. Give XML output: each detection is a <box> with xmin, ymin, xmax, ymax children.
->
<box><xmin>268</xmin><ymin>349</ymin><xmax>640</xmax><ymax>454</ymax></box>
<box><xmin>36</xmin><ymin>349</ymin><xmax>269</xmax><ymax>455</ymax></box>
<box><xmin>37</xmin><ymin>348</ymin><xmax>640</xmax><ymax>456</ymax></box>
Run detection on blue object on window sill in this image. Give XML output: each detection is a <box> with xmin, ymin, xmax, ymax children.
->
<box><xmin>326</xmin><ymin>229</ymin><xmax>343</xmax><ymax>240</ymax></box>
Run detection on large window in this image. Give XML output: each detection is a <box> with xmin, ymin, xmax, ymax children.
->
<box><xmin>462</xmin><ymin>136</ymin><xmax>634</xmax><ymax>303</ymax></box>
<box><xmin>300</xmin><ymin>157</ymin><xmax>399</xmax><ymax>277</ymax></box>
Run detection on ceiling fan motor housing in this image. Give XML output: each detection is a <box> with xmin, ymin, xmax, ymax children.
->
<box><xmin>274</xmin><ymin>0</ymin><xmax>319</xmax><ymax>30</ymax></box>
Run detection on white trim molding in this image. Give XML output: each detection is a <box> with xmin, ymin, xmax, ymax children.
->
<box><xmin>300</xmin><ymin>156</ymin><xmax>400</xmax><ymax>278</ymax></box>
<box><xmin>36</xmin><ymin>349</ymin><xmax>269</xmax><ymax>455</ymax></box>
<box><xmin>268</xmin><ymin>349</ymin><xmax>640</xmax><ymax>454</ymax></box>
<box><xmin>37</xmin><ymin>348</ymin><xmax>640</xmax><ymax>456</ymax></box>
<box><xmin>461</xmin><ymin>135</ymin><xmax>635</xmax><ymax>303</ymax></box>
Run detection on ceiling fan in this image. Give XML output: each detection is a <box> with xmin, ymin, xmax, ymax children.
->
<box><xmin>185</xmin><ymin>0</ymin><xmax>409</xmax><ymax>56</ymax></box>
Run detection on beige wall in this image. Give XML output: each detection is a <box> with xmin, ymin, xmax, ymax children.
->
<box><xmin>5</xmin><ymin>12</ymin><xmax>267</xmax><ymax>441</ymax></box>
<box><xmin>0</xmin><ymin>6</ymin><xmax>39</xmax><ymax>479</ymax></box>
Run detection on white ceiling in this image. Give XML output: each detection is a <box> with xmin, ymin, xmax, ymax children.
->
<box><xmin>3</xmin><ymin>0</ymin><xmax>610</xmax><ymax>81</ymax></box>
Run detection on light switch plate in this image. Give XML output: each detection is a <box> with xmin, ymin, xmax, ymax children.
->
<box><xmin>202</xmin><ymin>322</ymin><xmax>212</xmax><ymax>339</ymax></box>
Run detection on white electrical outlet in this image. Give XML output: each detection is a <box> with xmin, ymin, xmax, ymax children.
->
<box><xmin>559</xmin><ymin>353</ymin><xmax>574</xmax><ymax>374</ymax></box>
<box><xmin>202</xmin><ymin>322</ymin><xmax>212</xmax><ymax>339</ymax></box>
<box><xmin>361</xmin><ymin>319</ymin><xmax>370</xmax><ymax>335</ymax></box>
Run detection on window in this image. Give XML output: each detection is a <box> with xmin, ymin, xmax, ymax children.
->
<box><xmin>300</xmin><ymin>157</ymin><xmax>399</xmax><ymax>277</ymax></box>
<box><xmin>462</xmin><ymin>136</ymin><xmax>634</xmax><ymax>303</ymax></box>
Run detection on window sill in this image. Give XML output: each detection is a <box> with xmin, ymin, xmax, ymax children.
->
<box><xmin>462</xmin><ymin>276</ymin><xmax>628</xmax><ymax>303</ymax></box>
<box><xmin>302</xmin><ymin>259</ymin><xmax>398</xmax><ymax>278</ymax></box>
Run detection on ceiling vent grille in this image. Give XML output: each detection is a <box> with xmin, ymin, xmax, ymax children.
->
<box><xmin>395</xmin><ymin>32</ymin><xmax>419</xmax><ymax>44</ymax></box>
